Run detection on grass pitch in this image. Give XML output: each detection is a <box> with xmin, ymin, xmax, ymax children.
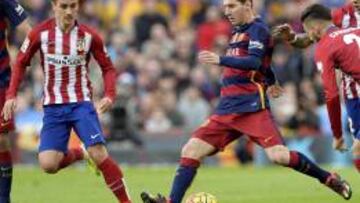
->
<box><xmin>12</xmin><ymin>165</ymin><xmax>360</xmax><ymax>203</ymax></box>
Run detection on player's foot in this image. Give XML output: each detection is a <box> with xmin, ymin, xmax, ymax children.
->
<box><xmin>140</xmin><ymin>192</ymin><xmax>169</xmax><ymax>203</ymax></box>
<box><xmin>325</xmin><ymin>173</ymin><xmax>352</xmax><ymax>200</ymax></box>
<box><xmin>82</xmin><ymin>147</ymin><xmax>100</xmax><ymax>176</ymax></box>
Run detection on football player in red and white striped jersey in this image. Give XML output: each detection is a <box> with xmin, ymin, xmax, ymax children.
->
<box><xmin>2</xmin><ymin>0</ymin><xmax>132</xmax><ymax>202</ymax></box>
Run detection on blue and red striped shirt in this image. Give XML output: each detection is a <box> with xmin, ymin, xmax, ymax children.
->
<box><xmin>215</xmin><ymin>18</ymin><xmax>274</xmax><ymax>115</ymax></box>
<box><xmin>0</xmin><ymin>0</ymin><xmax>27</xmax><ymax>88</ymax></box>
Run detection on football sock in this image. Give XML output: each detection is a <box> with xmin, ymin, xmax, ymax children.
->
<box><xmin>353</xmin><ymin>157</ymin><xmax>360</xmax><ymax>173</ymax></box>
<box><xmin>169</xmin><ymin>157</ymin><xmax>200</xmax><ymax>203</ymax></box>
<box><xmin>98</xmin><ymin>157</ymin><xmax>131</xmax><ymax>203</ymax></box>
<box><xmin>0</xmin><ymin>151</ymin><xmax>12</xmax><ymax>203</ymax></box>
<box><xmin>287</xmin><ymin>151</ymin><xmax>330</xmax><ymax>183</ymax></box>
<box><xmin>58</xmin><ymin>148</ymin><xmax>84</xmax><ymax>169</ymax></box>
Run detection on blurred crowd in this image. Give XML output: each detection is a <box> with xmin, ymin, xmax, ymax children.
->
<box><xmin>7</xmin><ymin>0</ymin><xmax>353</xmax><ymax>153</ymax></box>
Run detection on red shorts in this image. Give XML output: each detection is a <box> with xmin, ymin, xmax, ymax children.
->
<box><xmin>192</xmin><ymin>110</ymin><xmax>284</xmax><ymax>151</ymax></box>
<box><xmin>0</xmin><ymin>88</ymin><xmax>14</xmax><ymax>134</ymax></box>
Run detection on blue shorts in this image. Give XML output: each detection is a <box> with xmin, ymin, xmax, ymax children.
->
<box><xmin>345</xmin><ymin>98</ymin><xmax>360</xmax><ymax>140</ymax></box>
<box><xmin>39</xmin><ymin>102</ymin><xmax>105</xmax><ymax>153</ymax></box>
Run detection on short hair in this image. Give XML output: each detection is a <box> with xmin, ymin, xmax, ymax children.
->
<box><xmin>301</xmin><ymin>4</ymin><xmax>332</xmax><ymax>22</ymax></box>
<box><xmin>238</xmin><ymin>0</ymin><xmax>253</xmax><ymax>6</ymax></box>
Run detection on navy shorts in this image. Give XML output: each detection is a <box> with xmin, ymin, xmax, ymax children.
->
<box><xmin>39</xmin><ymin>102</ymin><xmax>105</xmax><ymax>153</ymax></box>
<box><xmin>345</xmin><ymin>98</ymin><xmax>360</xmax><ymax>140</ymax></box>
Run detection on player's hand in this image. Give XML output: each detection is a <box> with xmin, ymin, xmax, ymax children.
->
<box><xmin>1</xmin><ymin>99</ymin><xmax>16</xmax><ymax>121</ymax></box>
<box><xmin>267</xmin><ymin>84</ymin><xmax>283</xmax><ymax>98</ymax></box>
<box><xmin>198</xmin><ymin>51</ymin><xmax>220</xmax><ymax>65</ymax></box>
<box><xmin>96</xmin><ymin>97</ymin><xmax>113</xmax><ymax>114</ymax></box>
<box><xmin>272</xmin><ymin>24</ymin><xmax>295</xmax><ymax>41</ymax></box>
<box><xmin>332</xmin><ymin>137</ymin><xmax>348</xmax><ymax>152</ymax></box>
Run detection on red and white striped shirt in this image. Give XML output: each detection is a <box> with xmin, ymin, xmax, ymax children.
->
<box><xmin>6</xmin><ymin>18</ymin><xmax>116</xmax><ymax>105</ymax></box>
<box><xmin>332</xmin><ymin>4</ymin><xmax>360</xmax><ymax>99</ymax></box>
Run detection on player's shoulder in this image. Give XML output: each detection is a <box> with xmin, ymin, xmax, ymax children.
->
<box><xmin>31</xmin><ymin>18</ymin><xmax>55</xmax><ymax>34</ymax></box>
<box><xmin>78</xmin><ymin>23</ymin><xmax>101</xmax><ymax>38</ymax></box>
<box><xmin>249</xmin><ymin>18</ymin><xmax>270</xmax><ymax>35</ymax></box>
<box><xmin>332</xmin><ymin>3</ymin><xmax>354</xmax><ymax>18</ymax></box>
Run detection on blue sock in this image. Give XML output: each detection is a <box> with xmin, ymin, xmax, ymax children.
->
<box><xmin>288</xmin><ymin>151</ymin><xmax>330</xmax><ymax>183</ymax></box>
<box><xmin>0</xmin><ymin>151</ymin><xmax>12</xmax><ymax>203</ymax></box>
<box><xmin>169</xmin><ymin>158</ymin><xmax>200</xmax><ymax>203</ymax></box>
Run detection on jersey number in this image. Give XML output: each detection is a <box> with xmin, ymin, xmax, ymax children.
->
<box><xmin>343</xmin><ymin>33</ymin><xmax>360</xmax><ymax>51</ymax></box>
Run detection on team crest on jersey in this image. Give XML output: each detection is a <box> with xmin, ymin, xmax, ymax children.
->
<box><xmin>76</xmin><ymin>38</ymin><xmax>85</xmax><ymax>53</ymax></box>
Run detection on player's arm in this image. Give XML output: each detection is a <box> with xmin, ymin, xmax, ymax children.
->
<box><xmin>2</xmin><ymin>29</ymin><xmax>40</xmax><ymax>120</ymax></box>
<box><xmin>199</xmin><ymin>25</ymin><xmax>268</xmax><ymax>70</ymax></box>
<box><xmin>316</xmin><ymin>53</ymin><xmax>343</xmax><ymax>141</ymax></box>
<box><xmin>90</xmin><ymin>31</ymin><xmax>117</xmax><ymax>113</ymax></box>
<box><xmin>6</xmin><ymin>29</ymin><xmax>40</xmax><ymax>99</ymax></box>
<box><xmin>272</xmin><ymin>24</ymin><xmax>314</xmax><ymax>48</ymax></box>
<box><xmin>3</xmin><ymin>0</ymin><xmax>29</xmax><ymax>29</ymax></box>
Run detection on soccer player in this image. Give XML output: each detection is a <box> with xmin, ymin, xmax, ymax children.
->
<box><xmin>1</xmin><ymin>0</ymin><xmax>132</xmax><ymax>202</ymax></box>
<box><xmin>300</xmin><ymin>3</ymin><xmax>360</xmax><ymax>173</ymax></box>
<box><xmin>0</xmin><ymin>1</ymin><xmax>31</xmax><ymax>202</ymax></box>
<box><xmin>273</xmin><ymin>0</ymin><xmax>360</xmax><ymax>173</ymax></box>
<box><xmin>140</xmin><ymin>1</ymin><xmax>352</xmax><ymax>203</ymax></box>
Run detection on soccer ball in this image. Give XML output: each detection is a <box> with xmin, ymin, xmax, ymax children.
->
<box><xmin>185</xmin><ymin>192</ymin><xmax>217</xmax><ymax>203</ymax></box>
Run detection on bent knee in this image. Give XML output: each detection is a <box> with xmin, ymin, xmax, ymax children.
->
<box><xmin>87</xmin><ymin>144</ymin><xmax>108</xmax><ymax>165</ymax></box>
<box><xmin>266</xmin><ymin>146</ymin><xmax>290</xmax><ymax>166</ymax></box>
<box><xmin>181</xmin><ymin>139</ymin><xmax>214</xmax><ymax>160</ymax></box>
<box><xmin>39</xmin><ymin>161</ymin><xmax>59</xmax><ymax>174</ymax></box>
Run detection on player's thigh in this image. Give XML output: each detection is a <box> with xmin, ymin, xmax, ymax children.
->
<box><xmin>189</xmin><ymin>118</ymin><xmax>241</xmax><ymax>158</ymax></box>
<box><xmin>38</xmin><ymin>150</ymin><xmax>65</xmax><ymax>170</ymax></box>
<box><xmin>72</xmin><ymin>102</ymin><xmax>105</xmax><ymax>149</ymax></box>
<box><xmin>40</xmin><ymin>109</ymin><xmax>72</xmax><ymax>153</ymax></box>
<box><xmin>243</xmin><ymin>110</ymin><xmax>285</xmax><ymax>148</ymax></box>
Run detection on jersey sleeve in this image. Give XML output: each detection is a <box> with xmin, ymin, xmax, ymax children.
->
<box><xmin>247</xmin><ymin>24</ymin><xmax>269</xmax><ymax>58</ymax></box>
<box><xmin>90</xmin><ymin>31</ymin><xmax>116</xmax><ymax>102</ymax></box>
<box><xmin>2</xmin><ymin>0</ymin><xmax>28</xmax><ymax>28</ymax></box>
<box><xmin>6</xmin><ymin>28</ymin><xmax>40</xmax><ymax>99</ymax></box>
<box><xmin>331</xmin><ymin>7</ymin><xmax>343</xmax><ymax>28</ymax></box>
<box><xmin>315</xmin><ymin>44</ymin><xmax>342</xmax><ymax>139</ymax></box>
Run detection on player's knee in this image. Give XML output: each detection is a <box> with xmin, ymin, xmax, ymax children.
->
<box><xmin>181</xmin><ymin>140</ymin><xmax>211</xmax><ymax>160</ymax></box>
<box><xmin>39</xmin><ymin>160</ymin><xmax>59</xmax><ymax>174</ymax></box>
<box><xmin>267</xmin><ymin>146</ymin><xmax>290</xmax><ymax>166</ymax></box>
<box><xmin>87</xmin><ymin>144</ymin><xmax>108</xmax><ymax>165</ymax></box>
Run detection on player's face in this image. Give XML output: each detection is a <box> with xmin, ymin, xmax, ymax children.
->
<box><xmin>52</xmin><ymin>0</ymin><xmax>79</xmax><ymax>29</ymax></box>
<box><xmin>352</xmin><ymin>0</ymin><xmax>360</xmax><ymax>11</ymax></box>
<box><xmin>223</xmin><ymin>0</ymin><xmax>253</xmax><ymax>25</ymax></box>
<box><xmin>303</xmin><ymin>20</ymin><xmax>321</xmax><ymax>42</ymax></box>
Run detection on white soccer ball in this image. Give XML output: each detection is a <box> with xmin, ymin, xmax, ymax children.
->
<box><xmin>185</xmin><ymin>192</ymin><xmax>217</xmax><ymax>203</ymax></box>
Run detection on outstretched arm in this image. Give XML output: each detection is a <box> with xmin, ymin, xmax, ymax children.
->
<box><xmin>272</xmin><ymin>24</ymin><xmax>314</xmax><ymax>48</ymax></box>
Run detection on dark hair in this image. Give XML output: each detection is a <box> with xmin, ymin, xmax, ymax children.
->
<box><xmin>238</xmin><ymin>0</ymin><xmax>253</xmax><ymax>6</ymax></box>
<box><xmin>301</xmin><ymin>4</ymin><xmax>332</xmax><ymax>22</ymax></box>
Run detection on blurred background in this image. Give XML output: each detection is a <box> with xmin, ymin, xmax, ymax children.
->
<box><xmin>6</xmin><ymin>0</ymin><xmax>354</xmax><ymax>167</ymax></box>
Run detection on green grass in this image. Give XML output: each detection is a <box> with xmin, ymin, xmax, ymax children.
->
<box><xmin>12</xmin><ymin>165</ymin><xmax>360</xmax><ymax>203</ymax></box>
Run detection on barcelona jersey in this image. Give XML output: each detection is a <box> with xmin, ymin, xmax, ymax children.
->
<box><xmin>215</xmin><ymin>18</ymin><xmax>274</xmax><ymax>115</ymax></box>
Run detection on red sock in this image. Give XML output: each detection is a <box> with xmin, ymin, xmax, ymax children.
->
<box><xmin>59</xmin><ymin>148</ymin><xmax>84</xmax><ymax>169</ymax></box>
<box><xmin>353</xmin><ymin>159</ymin><xmax>360</xmax><ymax>173</ymax></box>
<box><xmin>98</xmin><ymin>157</ymin><xmax>131</xmax><ymax>203</ymax></box>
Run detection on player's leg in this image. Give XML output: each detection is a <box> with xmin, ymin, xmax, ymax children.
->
<box><xmin>0</xmin><ymin>134</ymin><xmax>12</xmax><ymax>203</ymax></box>
<box><xmin>264</xmin><ymin>145</ymin><xmax>351</xmax><ymax>199</ymax></box>
<box><xmin>141</xmin><ymin>118</ymin><xmax>239</xmax><ymax>203</ymax></box>
<box><xmin>38</xmin><ymin>106</ymin><xmax>83</xmax><ymax>173</ymax></box>
<box><xmin>0</xmin><ymin>88</ymin><xmax>15</xmax><ymax>203</ymax></box>
<box><xmin>74</xmin><ymin>102</ymin><xmax>131</xmax><ymax>203</ymax></box>
<box><xmin>345</xmin><ymin>98</ymin><xmax>360</xmax><ymax>172</ymax></box>
<box><xmin>237</xmin><ymin>110</ymin><xmax>351</xmax><ymax>199</ymax></box>
<box><xmin>168</xmin><ymin>138</ymin><xmax>215</xmax><ymax>203</ymax></box>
